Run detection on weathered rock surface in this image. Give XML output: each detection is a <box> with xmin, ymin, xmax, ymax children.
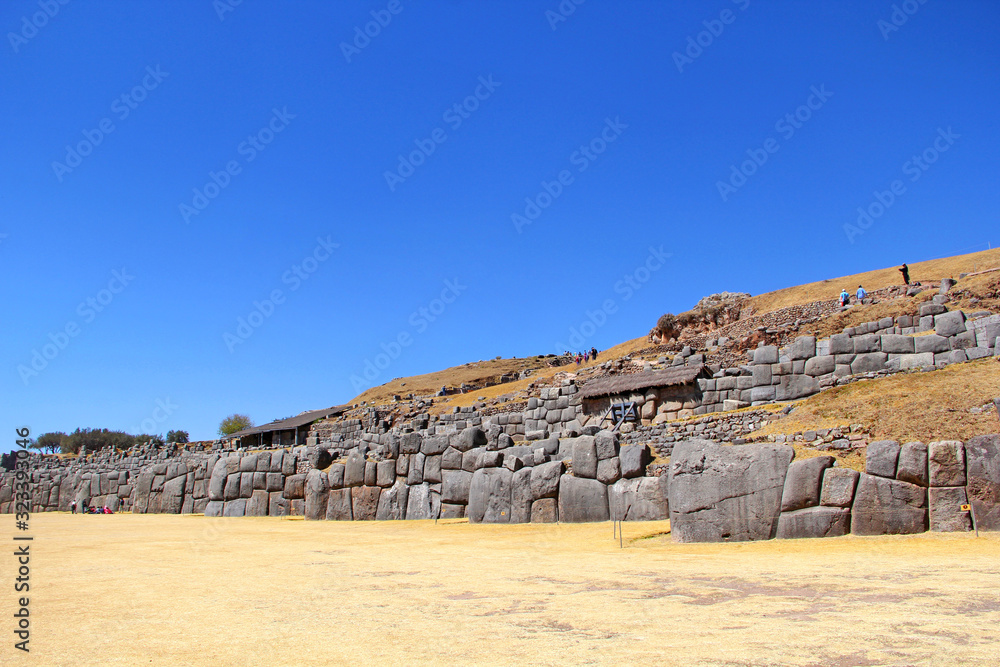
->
<box><xmin>326</xmin><ymin>488</ymin><xmax>353</xmax><ymax>520</ymax></box>
<box><xmin>776</xmin><ymin>507</ymin><xmax>851</xmax><ymax>539</ymax></box>
<box><xmin>304</xmin><ymin>469</ymin><xmax>329</xmax><ymax>520</ymax></box>
<box><xmin>928</xmin><ymin>486</ymin><xmax>972</xmax><ymax>532</ymax></box>
<box><xmin>375</xmin><ymin>479</ymin><xmax>409</xmax><ymax>520</ymax></box>
<box><xmin>819</xmin><ymin>468</ymin><xmax>859</xmax><ymax>508</ymax></box>
<box><xmin>467</xmin><ymin>467</ymin><xmax>513</xmax><ymax>523</ymax></box>
<box><xmin>619</xmin><ymin>444</ymin><xmax>651</xmax><ymax>479</ymax></box>
<box><xmin>351</xmin><ymin>485</ymin><xmax>381</xmax><ymax>520</ymax></box>
<box><xmin>442</xmin><ymin>469</ymin><xmax>473</xmax><ymax>505</ymax></box>
<box><xmin>866</xmin><ymin>440</ymin><xmax>900</xmax><ymax>479</ymax></box>
<box><xmin>558</xmin><ymin>475</ymin><xmax>609</xmax><ymax>522</ymax></box>
<box><xmin>965</xmin><ymin>434</ymin><xmax>1000</xmax><ymax>531</ymax></box>
<box><xmin>668</xmin><ymin>440</ymin><xmax>793</xmax><ymax>543</ymax></box>
<box><xmin>608</xmin><ymin>477</ymin><xmax>668</xmax><ymax>521</ymax></box>
<box><xmin>928</xmin><ymin>441</ymin><xmax>966</xmax><ymax>487</ymax></box>
<box><xmin>851</xmin><ymin>474</ymin><xmax>927</xmax><ymax>535</ymax></box>
<box><xmin>896</xmin><ymin>441</ymin><xmax>928</xmax><ymax>486</ymax></box>
<box><xmin>780</xmin><ymin>456</ymin><xmax>835</xmax><ymax>512</ymax></box>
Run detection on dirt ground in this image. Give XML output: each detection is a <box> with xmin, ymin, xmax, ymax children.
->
<box><xmin>5</xmin><ymin>514</ymin><xmax>999</xmax><ymax>666</ymax></box>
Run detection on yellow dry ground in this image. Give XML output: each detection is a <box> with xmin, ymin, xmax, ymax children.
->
<box><xmin>8</xmin><ymin>514</ymin><xmax>1000</xmax><ymax>666</ymax></box>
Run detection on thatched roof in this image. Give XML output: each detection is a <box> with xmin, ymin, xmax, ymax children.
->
<box><xmin>577</xmin><ymin>365</ymin><xmax>704</xmax><ymax>399</ymax></box>
<box><xmin>227</xmin><ymin>406</ymin><xmax>349</xmax><ymax>439</ymax></box>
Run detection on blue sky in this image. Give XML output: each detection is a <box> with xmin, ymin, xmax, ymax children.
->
<box><xmin>2</xmin><ymin>0</ymin><xmax>998</xmax><ymax>442</ymax></box>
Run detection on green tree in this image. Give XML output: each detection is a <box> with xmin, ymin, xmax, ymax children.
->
<box><xmin>218</xmin><ymin>414</ymin><xmax>253</xmax><ymax>436</ymax></box>
<box><xmin>166</xmin><ymin>429</ymin><xmax>190</xmax><ymax>444</ymax></box>
<box><xmin>63</xmin><ymin>428</ymin><xmax>136</xmax><ymax>454</ymax></box>
<box><xmin>32</xmin><ymin>432</ymin><xmax>66</xmax><ymax>454</ymax></box>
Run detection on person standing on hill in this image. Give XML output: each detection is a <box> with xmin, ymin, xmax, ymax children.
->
<box><xmin>591</xmin><ymin>347</ymin><xmax>598</xmax><ymax>360</ymax></box>
<box><xmin>856</xmin><ymin>285</ymin><xmax>868</xmax><ymax>303</ymax></box>
<box><xmin>839</xmin><ymin>288</ymin><xmax>850</xmax><ymax>307</ymax></box>
<box><xmin>899</xmin><ymin>264</ymin><xmax>910</xmax><ymax>285</ymax></box>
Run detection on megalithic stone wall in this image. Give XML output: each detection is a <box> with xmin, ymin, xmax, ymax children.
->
<box><xmin>667</xmin><ymin>434</ymin><xmax>1000</xmax><ymax>542</ymax></box>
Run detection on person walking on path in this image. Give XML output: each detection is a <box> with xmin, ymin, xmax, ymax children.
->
<box><xmin>899</xmin><ymin>264</ymin><xmax>910</xmax><ymax>285</ymax></box>
<box><xmin>839</xmin><ymin>288</ymin><xmax>850</xmax><ymax>307</ymax></box>
<box><xmin>856</xmin><ymin>285</ymin><xmax>868</xmax><ymax>303</ymax></box>
<box><xmin>591</xmin><ymin>347</ymin><xmax>598</xmax><ymax>360</ymax></box>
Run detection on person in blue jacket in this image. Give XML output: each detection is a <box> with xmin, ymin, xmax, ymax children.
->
<box><xmin>856</xmin><ymin>285</ymin><xmax>868</xmax><ymax>302</ymax></box>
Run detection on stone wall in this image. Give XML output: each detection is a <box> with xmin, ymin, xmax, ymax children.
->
<box><xmin>668</xmin><ymin>435</ymin><xmax>1000</xmax><ymax>542</ymax></box>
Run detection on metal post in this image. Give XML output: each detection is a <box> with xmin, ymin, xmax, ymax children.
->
<box><xmin>970</xmin><ymin>503</ymin><xmax>979</xmax><ymax>538</ymax></box>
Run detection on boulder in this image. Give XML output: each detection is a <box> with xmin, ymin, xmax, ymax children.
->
<box><xmin>608</xmin><ymin>477</ymin><xmax>668</xmax><ymax>521</ymax></box>
<box><xmin>404</xmin><ymin>483</ymin><xmax>440</xmax><ymax>520</ymax></box>
<box><xmin>914</xmin><ymin>334</ymin><xmax>950</xmax><ymax>354</ymax></box>
<box><xmin>776</xmin><ymin>507</ymin><xmax>851</xmax><ymax>539</ymax></box>
<box><xmin>510</xmin><ymin>468</ymin><xmax>533</xmax><ymax>523</ymax></box>
<box><xmin>928</xmin><ymin>486</ymin><xmax>972</xmax><ymax>532</ymax></box>
<box><xmin>865</xmin><ymin>440</ymin><xmax>901</xmax><ymax>479</ymax></box>
<box><xmin>304</xmin><ymin>469</ymin><xmax>330</xmax><ymax>520</ymax></box>
<box><xmin>880</xmin><ymin>334</ymin><xmax>914</xmax><ymax>354</ymax></box>
<box><xmin>530</xmin><ymin>498</ymin><xmax>559</xmax><ymax>523</ymax></box>
<box><xmin>558</xmin><ymin>475</ymin><xmax>609</xmax><ymax>522</ymax></box>
<box><xmin>780</xmin><ymin>456</ymin><xmax>835</xmax><ymax>512</ymax></box>
<box><xmin>376</xmin><ymin>460</ymin><xmax>396</xmax><ymax>488</ymax></box>
<box><xmin>375</xmin><ymin>479</ymin><xmax>409</xmax><ymax>520</ymax></box>
<box><xmin>788</xmin><ymin>336</ymin><xmax>816</xmax><ymax>360</ymax></box>
<box><xmin>283</xmin><ymin>474</ymin><xmax>305</xmax><ymax>500</ymax></box>
<box><xmin>400</xmin><ymin>432</ymin><xmax>421</xmax><ymax>454</ymax></box>
<box><xmin>668</xmin><ymin>440</ymin><xmax>793</xmax><ymax>542</ymax></box>
<box><xmin>326</xmin><ymin>488</ymin><xmax>353</xmax><ymax>520</ymax></box>
<box><xmin>160</xmin><ymin>476</ymin><xmax>186</xmax><ymax>514</ymax></box>
<box><xmin>204</xmin><ymin>500</ymin><xmax>223</xmax><ymax>517</ymax></box>
<box><xmin>594</xmin><ymin>431</ymin><xmax>619</xmax><ymax>460</ymax></box>
<box><xmin>223</xmin><ymin>499</ymin><xmax>247</xmax><ymax>517</ymax></box>
<box><xmin>934</xmin><ymin>310</ymin><xmax>967</xmax><ymax>337</ymax></box>
<box><xmin>572</xmin><ymin>437</ymin><xmax>598</xmax><ymax>479</ymax></box>
<box><xmin>420</xmin><ymin>434</ymin><xmax>450</xmax><ymax>456</ymax></box>
<box><xmin>851</xmin><ymin>352</ymin><xmax>887</xmax><ymax>374</ymax></box>
<box><xmin>896</xmin><ymin>441</ymin><xmax>928</xmax><ymax>486</ymax></box>
<box><xmin>423</xmin><ymin>455</ymin><xmax>443</xmax><ymax>484</ymax></box>
<box><xmin>619</xmin><ymin>444</ymin><xmax>651</xmax><ymax>478</ymax></box>
<box><xmin>597</xmin><ymin>457</ymin><xmax>622</xmax><ymax>485</ymax></box>
<box><xmin>804</xmin><ymin>355</ymin><xmax>835</xmax><ymax>376</ymax></box>
<box><xmin>530</xmin><ymin>460</ymin><xmax>564</xmax><ymax>500</ymax></box>
<box><xmin>307</xmin><ymin>446</ymin><xmax>332</xmax><ymax>470</ymax></box>
<box><xmin>851</xmin><ymin>474</ymin><xmax>927</xmax><ymax>535</ymax></box>
<box><xmin>208</xmin><ymin>457</ymin><xmax>230</xmax><ymax>501</ymax></box>
<box><xmin>928</xmin><ymin>441</ymin><xmax>965</xmax><ymax>486</ymax></box>
<box><xmin>467</xmin><ymin>468</ymin><xmax>513</xmax><ymax>523</ymax></box>
<box><xmin>344</xmin><ymin>450</ymin><xmax>365</xmax><ymax>488</ymax></box>
<box><xmin>407</xmin><ymin>452</ymin><xmax>425</xmax><ymax>485</ymax></box>
<box><xmin>965</xmin><ymin>434</ymin><xmax>1000</xmax><ymax>531</ymax></box>
<box><xmin>442</xmin><ymin>470</ymin><xmax>473</xmax><ymax>505</ymax></box>
<box><xmin>351</xmin><ymin>486</ymin><xmax>381</xmax><ymax>520</ymax></box>
<box><xmin>364</xmin><ymin>461</ymin><xmax>377</xmax><ymax>487</ymax></box>
<box><xmin>453</xmin><ymin>427</ymin><xmax>487</xmax><ymax>452</ymax></box>
<box><xmin>775</xmin><ymin>375</ymin><xmax>820</xmax><ymax>401</ymax></box>
<box><xmin>819</xmin><ymin>468</ymin><xmax>859</xmax><ymax>508</ymax></box>
<box><xmin>441</xmin><ymin>446</ymin><xmax>463</xmax><ymax>470</ymax></box>
<box><xmin>246</xmin><ymin>489</ymin><xmax>269</xmax><ymax>517</ymax></box>
<box><xmin>753</xmin><ymin>345</ymin><xmax>779</xmax><ymax>364</ymax></box>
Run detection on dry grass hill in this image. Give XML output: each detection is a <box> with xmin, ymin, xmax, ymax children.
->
<box><xmin>349</xmin><ymin>247</ymin><xmax>1000</xmax><ymax>440</ymax></box>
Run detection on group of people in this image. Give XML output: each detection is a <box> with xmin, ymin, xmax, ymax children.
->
<box><xmin>838</xmin><ymin>264</ymin><xmax>912</xmax><ymax>307</ymax></box>
<box><xmin>572</xmin><ymin>347</ymin><xmax>599</xmax><ymax>365</ymax></box>
<box><xmin>70</xmin><ymin>500</ymin><xmax>114</xmax><ymax>515</ymax></box>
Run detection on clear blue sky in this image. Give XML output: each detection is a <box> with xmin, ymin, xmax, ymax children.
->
<box><xmin>2</xmin><ymin>0</ymin><xmax>998</xmax><ymax>442</ymax></box>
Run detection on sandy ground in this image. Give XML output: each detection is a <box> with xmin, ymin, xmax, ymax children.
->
<box><xmin>3</xmin><ymin>514</ymin><xmax>999</xmax><ymax>666</ymax></box>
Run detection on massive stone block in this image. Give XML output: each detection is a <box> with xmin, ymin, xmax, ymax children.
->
<box><xmin>325</xmin><ymin>488</ymin><xmax>352</xmax><ymax>520</ymax></box>
<box><xmin>246</xmin><ymin>489</ymin><xmax>270</xmax><ymax>517</ymax></box>
<box><xmin>667</xmin><ymin>440</ymin><xmax>794</xmax><ymax>542</ymax></box>
<box><xmin>269</xmin><ymin>492</ymin><xmax>290</xmax><ymax>517</ymax></box>
<box><xmin>530</xmin><ymin>460</ymin><xmax>563</xmax><ymax>500</ymax></box>
<box><xmin>780</xmin><ymin>456</ymin><xmax>835</xmax><ymax>512</ymax></box>
<box><xmin>530</xmin><ymin>498</ymin><xmax>558</xmax><ymax>523</ymax></box>
<box><xmin>304</xmin><ymin>469</ymin><xmax>330</xmax><ymax>520</ymax></box>
<box><xmin>452</xmin><ymin>427</ymin><xmax>487</xmax><ymax>452</ymax></box>
<box><xmin>467</xmin><ymin>468</ymin><xmax>513</xmax><ymax>523</ymax></box>
<box><xmin>819</xmin><ymin>468</ymin><xmax>859</xmax><ymax>508</ymax></box>
<box><xmin>775</xmin><ymin>375</ymin><xmax>820</xmax><ymax>401</ymax></box>
<box><xmin>597</xmin><ymin>457</ymin><xmax>621</xmax><ymax>485</ymax></box>
<box><xmin>851</xmin><ymin>474</ymin><xmax>927</xmax><ymax>535</ymax></box>
<box><xmin>776</xmin><ymin>507</ymin><xmax>851</xmax><ymax>539</ymax></box>
<box><xmin>405</xmin><ymin>483</ymin><xmax>440</xmax><ymax>520</ymax></box>
<box><xmin>558</xmin><ymin>475</ymin><xmax>609</xmax><ymax>523</ymax></box>
<box><xmin>934</xmin><ymin>310</ymin><xmax>967</xmax><ymax>337</ymax></box>
<box><xmin>351</xmin><ymin>486</ymin><xmax>381</xmax><ymax>520</ymax></box>
<box><xmin>928</xmin><ymin>441</ymin><xmax>966</xmax><ymax>487</ymax></box>
<box><xmin>208</xmin><ymin>457</ymin><xmax>230</xmax><ymax>501</ymax></box>
<box><xmin>510</xmin><ymin>468</ymin><xmax>533</xmax><ymax>523</ymax></box>
<box><xmin>851</xmin><ymin>352</ymin><xmax>887</xmax><ymax>374</ymax></box>
<box><xmin>928</xmin><ymin>486</ymin><xmax>972</xmax><ymax>532</ymax></box>
<box><xmin>572</xmin><ymin>437</ymin><xmax>598</xmax><ymax>479</ymax></box>
<box><xmin>442</xmin><ymin>470</ymin><xmax>473</xmax><ymax>505</ymax></box>
<box><xmin>344</xmin><ymin>450</ymin><xmax>365</xmax><ymax>488</ymax></box>
<box><xmin>442</xmin><ymin>446</ymin><xmax>463</xmax><ymax>470</ymax></box>
<box><xmin>204</xmin><ymin>500</ymin><xmax>224</xmax><ymax>517</ymax></box>
<box><xmin>423</xmin><ymin>455</ymin><xmax>443</xmax><ymax>484</ymax></box>
<box><xmin>788</xmin><ymin>336</ymin><xmax>816</xmax><ymax>360</ymax></box>
<box><xmin>223</xmin><ymin>498</ymin><xmax>247</xmax><ymax>517</ymax></box>
<box><xmin>594</xmin><ymin>431</ymin><xmax>619</xmax><ymax>460</ymax></box>
<box><xmin>608</xmin><ymin>477</ymin><xmax>668</xmax><ymax>521</ymax></box>
<box><xmin>421</xmin><ymin>434</ymin><xmax>450</xmax><ymax>456</ymax></box>
<box><xmin>896</xmin><ymin>442</ymin><xmax>928</xmax><ymax>486</ymax></box>
<box><xmin>283</xmin><ymin>474</ymin><xmax>305</xmax><ymax>500</ymax></box>
<box><xmin>160</xmin><ymin>475</ymin><xmax>186</xmax><ymax>514</ymax></box>
<box><xmin>376</xmin><ymin>460</ymin><xmax>395</xmax><ymax>488</ymax></box>
<box><xmin>619</xmin><ymin>444</ymin><xmax>651</xmax><ymax>479</ymax></box>
<box><xmin>866</xmin><ymin>440</ymin><xmax>901</xmax><ymax>479</ymax></box>
<box><xmin>804</xmin><ymin>355</ymin><xmax>835</xmax><ymax>376</ymax></box>
<box><xmin>965</xmin><ymin>434</ymin><xmax>1000</xmax><ymax>531</ymax></box>
<box><xmin>375</xmin><ymin>480</ymin><xmax>409</xmax><ymax>520</ymax></box>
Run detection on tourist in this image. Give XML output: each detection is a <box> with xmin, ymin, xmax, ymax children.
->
<box><xmin>71</xmin><ymin>500</ymin><xmax>77</xmax><ymax>514</ymax></box>
<box><xmin>839</xmin><ymin>288</ymin><xmax>850</xmax><ymax>307</ymax></box>
<box><xmin>899</xmin><ymin>263</ymin><xmax>910</xmax><ymax>285</ymax></box>
<box><xmin>856</xmin><ymin>285</ymin><xmax>867</xmax><ymax>303</ymax></box>
<box><xmin>591</xmin><ymin>347</ymin><xmax>598</xmax><ymax>360</ymax></box>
